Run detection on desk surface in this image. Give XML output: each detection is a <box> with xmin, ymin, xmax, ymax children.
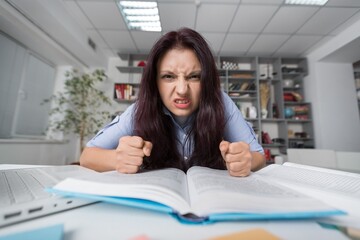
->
<box><xmin>0</xmin><ymin>202</ymin><xmax>351</xmax><ymax>240</ymax></box>
<box><xmin>0</xmin><ymin>165</ymin><xmax>351</xmax><ymax>240</ymax></box>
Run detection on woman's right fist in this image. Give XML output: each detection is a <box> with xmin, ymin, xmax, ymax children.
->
<box><xmin>115</xmin><ymin>136</ymin><xmax>152</xmax><ymax>173</ymax></box>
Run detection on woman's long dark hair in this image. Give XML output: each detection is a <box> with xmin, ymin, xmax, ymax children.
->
<box><xmin>134</xmin><ymin>27</ymin><xmax>225</xmax><ymax>171</ymax></box>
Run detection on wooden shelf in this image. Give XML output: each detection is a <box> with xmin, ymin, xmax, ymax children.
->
<box><xmin>284</xmin><ymin>101</ymin><xmax>311</xmax><ymax>105</ymax></box>
<box><xmin>114</xmin><ymin>99</ymin><xmax>136</xmax><ymax>103</ymax></box>
<box><xmin>286</xmin><ymin>119</ymin><xmax>312</xmax><ymax>123</ymax></box>
<box><xmin>116</xmin><ymin>66</ymin><xmax>143</xmax><ymax>74</ymax></box>
<box><xmin>262</xmin><ymin>143</ymin><xmax>286</xmax><ymax>148</ymax></box>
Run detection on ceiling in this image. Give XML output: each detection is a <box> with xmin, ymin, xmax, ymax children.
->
<box><xmin>1</xmin><ymin>0</ymin><xmax>360</xmax><ymax>67</ymax></box>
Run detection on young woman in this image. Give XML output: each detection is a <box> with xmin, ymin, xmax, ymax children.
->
<box><xmin>80</xmin><ymin>28</ymin><xmax>265</xmax><ymax>177</ymax></box>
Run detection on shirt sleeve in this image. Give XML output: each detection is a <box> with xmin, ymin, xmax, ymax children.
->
<box><xmin>86</xmin><ymin>104</ymin><xmax>136</xmax><ymax>149</ymax></box>
<box><xmin>222</xmin><ymin>92</ymin><xmax>264</xmax><ymax>154</ymax></box>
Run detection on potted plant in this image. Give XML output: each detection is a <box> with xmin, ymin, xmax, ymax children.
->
<box><xmin>44</xmin><ymin>68</ymin><xmax>111</xmax><ymax>157</ymax></box>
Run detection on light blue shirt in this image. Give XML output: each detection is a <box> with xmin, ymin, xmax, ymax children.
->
<box><xmin>87</xmin><ymin>92</ymin><xmax>264</xmax><ymax>159</ymax></box>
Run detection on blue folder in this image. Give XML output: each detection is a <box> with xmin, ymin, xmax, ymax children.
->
<box><xmin>0</xmin><ymin>224</ymin><xmax>63</xmax><ymax>240</ymax></box>
<box><xmin>47</xmin><ymin>188</ymin><xmax>345</xmax><ymax>225</ymax></box>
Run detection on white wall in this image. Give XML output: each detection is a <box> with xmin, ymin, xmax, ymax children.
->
<box><xmin>0</xmin><ymin>139</ymin><xmax>77</xmax><ymax>165</ymax></box>
<box><xmin>0</xmin><ymin>66</ymin><xmax>81</xmax><ymax>165</ymax></box>
<box><xmin>305</xmin><ymin>18</ymin><xmax>360</xmax><ymax>151</ymax></box>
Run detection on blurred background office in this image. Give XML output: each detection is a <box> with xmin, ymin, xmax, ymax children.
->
<box><xmin>0</xmin><ymin>0</ymin><xmax>359</xmax><ymax>166</ymax></box>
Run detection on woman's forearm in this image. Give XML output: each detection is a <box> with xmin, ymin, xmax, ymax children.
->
<box><xmin>80</xmin><ymin>147</ymin><xmax>118</xmax><ymax>172</ymax></box>
<box><xmin>251</xmin><ymin>152</ymin><xmax>266</xmax><ymax>171</ymax></box>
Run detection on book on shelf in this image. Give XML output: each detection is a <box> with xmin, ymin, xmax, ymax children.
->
<box><xmin>49</xmin><ymin>165</ymin><xmax>345</xmax><ymax>224</ymax></box>
<box><xmin>114</xmin><ymin>84</ymin><xmax>136</xmax><ymax>100</ymax></box>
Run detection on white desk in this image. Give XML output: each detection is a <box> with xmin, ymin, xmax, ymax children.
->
<box><xmin>0</xmin><ymin>164</ymin><xmax>351</xmax><ymax>240</ymax></box>
<box><xmin>0</xmin><ymin>202</ymin><xmax>351</xmax><ymax>240</ymax></box>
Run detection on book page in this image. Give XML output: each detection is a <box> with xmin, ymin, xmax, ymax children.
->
<box><xmin>258</xmin><ymin>163</ymin><xmax>360</xmax><ymax>198</ymax></box>
<box><xmin>52</xmin><ymin>168</ymin><xmax>191</xmax><ymax>214</ymax></box>
<box><xmin>186</xmin><ymin>166</ymin><xmax>336</xmax><ymax>217</ymax></box>
<box><xmin>257</xmin><ymin>163</ymin><xmax>360</xmax><ymax>224</ymax></box>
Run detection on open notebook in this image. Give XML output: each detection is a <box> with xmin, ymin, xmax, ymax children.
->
<box><xmin>0</xmin><ymin>165</ymin><xmax>98</xmax><ymax>228</ymax></box>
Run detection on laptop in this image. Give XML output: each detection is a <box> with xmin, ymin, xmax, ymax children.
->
<box><xmin>0</xmin><ymin>165</ymin><xmax>99</xmax><ymax>228</ymax></box>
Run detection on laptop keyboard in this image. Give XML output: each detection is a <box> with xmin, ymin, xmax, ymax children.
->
<box><xmin>0</xmin><ymin>166</ymin><xmax>99</xmax><ymax>228</ymax></box>
<box><xmin>0</xmin><ymin>169</ymin><xmax>57</xmax><ymax>206</ymax></box>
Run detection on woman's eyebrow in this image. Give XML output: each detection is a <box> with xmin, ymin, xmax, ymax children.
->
<box><xmin>158</xmin><ymin>70</ymin><xmax>201</xmax><ymax>75</ymax></box>
<box><xmin>183</xmin><ymin>69</ymin><xmax>201</xmax><ymax>74</ymax></box>
<box><xmin>159</xmin><ymin>70</ymin><xmax>175</xmax><ymax>74</ymax></box>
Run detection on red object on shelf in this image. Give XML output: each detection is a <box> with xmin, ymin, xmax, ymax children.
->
<box><xmin>261</xmin><ymin>131</ymin><xmax>272</xmax><ymax>144</ymax></box>
<box><xmin>283</xmin><ymin>93</ymin><xmax>296</xmax><ymax>101</ymax></box>
<box><xmin>294</xmin><ymin>115</ymin><xmax>308</xmax><ymax>120</ymax></box>
<box><xmin>137</xmin><ymin>61</ymin><xmax>146</xmax><ymax>67</ymax></box>
<box><xmin>264</xmin><ymin>149</ymin><xmax>271</xmax><ymax>161</ymax></box>
<box><xmin>283</xmin><ymin>92</ymin><xmax>303</xmax><ymax>102</ymax></box>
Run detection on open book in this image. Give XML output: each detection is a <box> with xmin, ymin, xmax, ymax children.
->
<box><xmin>257</xmin><ymin>162</ymin><xmax>360</xmax><ymax>229</ymax></box>
<box><xmin>49</xmin><ymin>165</ymin><xmax>345</xmax><ymax>224</ymax></box>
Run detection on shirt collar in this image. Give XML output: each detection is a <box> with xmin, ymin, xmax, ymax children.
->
<box><xmin>162</xmin><ymin>106</ymin><xmax>196</xmax><ymax>130</ymax></box>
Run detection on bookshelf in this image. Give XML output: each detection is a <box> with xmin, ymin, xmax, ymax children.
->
<box><xmin>114</xmin><ymin>53</ymin><xmax>147</xmax><ymax>103</ymax></box>
<box><xmin>115</xmin><ymin>54</ymin><xmax>314</xmax><ymax>163</ymax></box>
<box><xmin>217</xmin><ymin>56</ymin><xmax>313</xmax><ymax>164</ymax></box>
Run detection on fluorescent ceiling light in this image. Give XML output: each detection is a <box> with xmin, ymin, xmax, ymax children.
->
<box><xmin>129</xmin><ymin>21</ymin><xmax>160</xmax><ymax>28</ymax></box>
<box><xmin>285</xmin><ymin>0</ymin><xmax>328</xmax><ymax>5</ymax></box>
<box><xmin>120</xmin><ymin>1</ymin><xmax>157</xmax><ymax>8</ymax></box>
<box><xmin>127</xmin><ymin>15</ymin><xmax>160</xmax><ymax>22</ymax></box>
<box><xmin>118</xmin><ymin>1</ymin><xmax>162</xmax><ymax>32</ymax></box>
<box><xmin>123</xmin><ymin>8</ymin><xmax>159</xmax><ymax>16</ymax></box>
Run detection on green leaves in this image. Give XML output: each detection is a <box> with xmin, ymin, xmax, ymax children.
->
<box><xmin>45</xmin><ymin>68</ymin><xmax>111</xmax><ymax>152</ymax></box>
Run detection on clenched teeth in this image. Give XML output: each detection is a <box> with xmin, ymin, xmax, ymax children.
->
<box><xmin>175</xmin><ymin>99</ymin><xmax>189</xmax><ymax>104</ymax></box>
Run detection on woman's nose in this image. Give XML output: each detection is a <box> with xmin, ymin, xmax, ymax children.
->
<box><xmin>176</xmin><ymin>78</ymin><xmax>188</xmax><ymax>94</ymax></box>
